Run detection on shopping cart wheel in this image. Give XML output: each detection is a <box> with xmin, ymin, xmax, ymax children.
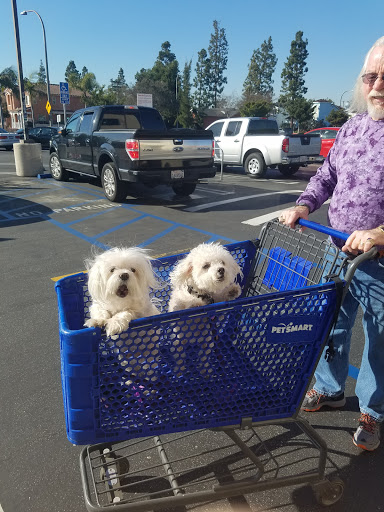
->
<box><xmin>99</xmin><ymin>446</ymin><xmax>130</xmax><ymax>504</ymax></box>
<box><xmin>313</xmin><ymin>477</ymin><xmax>344</xmax><ymax>506</ymax></box>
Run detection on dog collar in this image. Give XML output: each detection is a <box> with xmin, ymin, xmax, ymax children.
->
<box><xmin>187</xmin><ymin>285</ymin><xmax>214</xmax><ymax>305</ymax></box>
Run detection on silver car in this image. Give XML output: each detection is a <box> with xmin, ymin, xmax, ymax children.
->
<box><xmin>0</xmin><ymin>128</ymin><xmax>20</xmax><ymax>150</ymax></box>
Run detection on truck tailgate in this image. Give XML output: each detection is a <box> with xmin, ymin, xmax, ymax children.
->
<box><xmin>287</xmin><ymin>133</ymin><xmax>321</xmax><ymax>157</ymax></box>
<box><xmin>138</xmin><ymin>137</ymin><xmax>213</xmax><ymax>162</ymax></box>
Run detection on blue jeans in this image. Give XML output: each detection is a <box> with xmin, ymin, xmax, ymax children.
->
<box><xmin>313</xmin><ymin>253</ymin><xmax>384</xmax><ymax>422</ymax></box>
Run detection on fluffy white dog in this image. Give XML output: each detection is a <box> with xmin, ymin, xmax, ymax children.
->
<box><xmin>84</xmin><ymin>247</ymin><xmax>160</xmax><ymax>336</ymax></box>
<box><xmin>168</xmin><ymin>242</ymin><xmax>243</xmax><ymax>312</ymax></box>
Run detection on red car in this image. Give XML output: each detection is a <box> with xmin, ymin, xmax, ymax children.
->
<box><xmin>305</xmin><ymin>127</ymin><xmax>340</xmax><ymax>159</ymax></box>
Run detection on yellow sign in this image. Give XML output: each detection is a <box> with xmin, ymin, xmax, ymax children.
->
<box><xmin>46</xmin><ymin>101</ymin><xmax>51</xmax><ymax>114</ymax></box>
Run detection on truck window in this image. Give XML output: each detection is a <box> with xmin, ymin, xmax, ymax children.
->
<box><xmin>210</xmin><ymin>122</ymin><xmax>224</xmax><ymax>137</ymax></box>
<box><xmin>100</xmin><ymin>112</ymin><xmax>141</xmax><ymax>130</ymax></box>
<box><xmin>78</xmin><ymin>112</ymin><xmax>94</xmax><ymax>134</ymax></box>
<box><xmin>139</xmin><ymin>109</ymin><xmax>166</xmax><ymax>130</ymax></box>
<box><xmin>65</xmin><ymin>113</ymin><xmax>81</xmax><ymax>135</ymax></box>
<box><xmin>225</xmin><ymin>121</ymin><xmax>242</xmax><ymax>136</ymax></box>
<box><xmin>247</xmin><ymin>119</ymin><xmax>278</xmax><ymax>135</ymax></box>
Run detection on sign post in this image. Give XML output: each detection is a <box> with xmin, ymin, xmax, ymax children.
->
<box><xmin>60</xmin><ymin>81</ymin><xmax>70</xmax><ymax>124</ymax></box>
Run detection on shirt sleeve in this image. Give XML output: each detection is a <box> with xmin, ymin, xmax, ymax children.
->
<box><xmin>296</xmin><ymin>131</ymin><xmax>341</xmax><ymax>213</ymax></box>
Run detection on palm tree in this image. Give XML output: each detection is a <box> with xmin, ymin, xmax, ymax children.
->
<box><xmin>24</xmin><ymin>73</ymin><xmax>46</xmax><ymax>127</ymax></box>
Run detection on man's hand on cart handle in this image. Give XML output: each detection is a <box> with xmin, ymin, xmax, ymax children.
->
<box><xmin>342</xmin><ymin>227</ymin><xmax>384</xmax><ymax>255</ymax></box>
<box><xmin>279</xmin><ymin>205</ymin><xmax>310</xmax><ymax>230</ymax></box>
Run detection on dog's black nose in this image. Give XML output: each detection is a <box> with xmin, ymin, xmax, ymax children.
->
<box><xmin>120</xmin><ymin>273</ymin><xmax>129</xmax><ymax>281</ymax></box>
<box><xmin>217</xmin><ymin>267</ymin><xmax>225</xmax><ymax>276</ymax></box>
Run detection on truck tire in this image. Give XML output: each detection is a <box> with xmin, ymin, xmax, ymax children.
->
<box><xmin>50</xmin><ymin>152</ymin><xmax>69</xmax><ymax>181</ymax></box>
<box><xmin>278</xmin><ymin>164</ymin><xmax>300</xmax><ymax>176</ymax></box>
<box><xmin>172</xmin><ymin>182</ymin><xmax>197</xmax><ymax>196</ymax></box>
<box><xmin>101</xmin><ymin>162</ymin><xmax>127</xmax><ymax>202</ymax></box>
<box><xmin>244</xmin><ymin>152</ymin><xmax>266</xmax><ymax>178</ymax></box>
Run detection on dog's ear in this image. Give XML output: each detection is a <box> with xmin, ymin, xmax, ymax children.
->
<box><xmin>169</xmin><ymin>256</ymin><xmax>193</xmax><ymax>288</ymax></box>
<box><xmin>139</xmin><ymin>255</ymin><xmax>161</xmax><ymax>291</ymax></box>
<box><xmin>86</xmin><ymin>259</ymin><xmax>105</xmax><ymax>301</ymax></box>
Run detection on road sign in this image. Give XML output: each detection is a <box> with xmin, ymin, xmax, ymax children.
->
<box><xmin>60</xmin><ymin>81</ymin><xmax>70</xmax><ymax>105</ymax></box>
<box><xmin>46</xmin><ymin>101</ymin><xmax>51</xmax><ymax>114</ymax></box>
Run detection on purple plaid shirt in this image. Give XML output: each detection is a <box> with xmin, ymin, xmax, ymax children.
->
<box><xmin>297</xmin><ymin>113</ymin><xmax>384</xmax><ymax>247</ymax></box>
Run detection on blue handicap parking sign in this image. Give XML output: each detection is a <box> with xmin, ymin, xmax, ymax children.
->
<box><xmin>60</xmin><ymin>82</ymin><xmax>70</xmax><ymax>104</ymax></box>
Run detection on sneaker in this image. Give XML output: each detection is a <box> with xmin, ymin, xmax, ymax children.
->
<box><xmin>301</xmin><ymin>389</ymin><xmax>346</xmax><ymax>412</ymax></box>
<box><xmin>353</xmin><ymin>413</ymin><xmax>381</xmax><ymax>451</ymax></box>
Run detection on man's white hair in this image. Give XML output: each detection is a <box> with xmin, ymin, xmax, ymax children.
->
<box><xmin>350</xmin><ymin>36</ymin><xmax>384</xmax><ymax>113</ymax></box>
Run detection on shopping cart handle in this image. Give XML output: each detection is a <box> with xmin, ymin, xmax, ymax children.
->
<box><xmin>297</xmin><ymin>218</ymin><xmax>349</xmax><ymax>241</ymax></box>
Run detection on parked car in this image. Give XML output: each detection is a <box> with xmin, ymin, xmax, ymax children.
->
<box><xmin>0</xmin><ymin>128</ymin><xmax>20</xmax><ymax>150</ymax></box>
<box><xmin>206</xmin><ymin>117</ymin><xmax>321</xmax><ymax>177</ymax></box>
<box><xmin>17</xmin><ymin>126</ymin><xmax>58</xmax><ymax>149</ymax></box>
<box><xmin>50</xmin><ymin>105</ymin><xmax>215</xmax><ymax>201</ymax></box>
<box><xmin>304</xmin><ymin>127</ymin><xmax>340</xmax><ymax>160</ymax></box>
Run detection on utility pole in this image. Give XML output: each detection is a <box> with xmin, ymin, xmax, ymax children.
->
<box><xmin>11</xmin><ymin>0</ymin><xmax>28</xmax><ymax>139</ymax></box>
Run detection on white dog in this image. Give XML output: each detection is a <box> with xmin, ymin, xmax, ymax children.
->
<box><xmin>168</xmin><ymin>242</ymin><xmax>243</xmax><ymax>312</ymax></box>
<box><xmin>84</xmin><ymin>247</ymin><xmax>160</xmax><ymax>336</ymax></box>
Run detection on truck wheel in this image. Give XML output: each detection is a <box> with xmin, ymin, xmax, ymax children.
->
<box><xmin>172</xmin><ymin>182</ymin><xmax>197</xmax><ymax>196</ymax></box>
<box><xmin>244</xmin><ymin>152</ymin><xmax>266</xmax><ymax>178</ymax></box>
<box><xmin>101</xmin><ymin>162</ymin><xmax>127</xmax><ymax>202</ymax></box>
<box><xmin>50</xmin><ymin>152</ymin><xmax>69</xmax><ymax>181</ymax></box>
<box><xmin>278</xmin><ymin>164</ymin><xmax>300</xmax><ymax>176</ymax></box>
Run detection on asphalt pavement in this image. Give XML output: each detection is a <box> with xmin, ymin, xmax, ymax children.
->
<box><xmin>0</xmin><ymin>149</ymin><xmax>383</xmax><ymax>512</ymax></box>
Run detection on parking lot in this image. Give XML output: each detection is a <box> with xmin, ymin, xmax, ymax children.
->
<box><xmin>1</xmin><ymin>149</ymin><xmax>383</xmax><ymax>512</ymax></box>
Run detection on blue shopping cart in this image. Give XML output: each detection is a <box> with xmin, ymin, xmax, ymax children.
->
<box><xmin>55</xmin><ymin>219</ymin><xmax>376</xmax><ymax>510</ymax></box>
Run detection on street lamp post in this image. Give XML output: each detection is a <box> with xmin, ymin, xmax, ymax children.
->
<box><xmin>20</xmin><ymin>9</ymin><xmax>52</xmax><ymax>126</ymax></box>
<box><xmin>340</xmin><ymin>90</ymin><xmax>352</xmax><ymax>108</ymax></box>
<box><xmin>11</xmin><ymin>0</ymin><xmax>28</xmax><ymax>138</ymax></box>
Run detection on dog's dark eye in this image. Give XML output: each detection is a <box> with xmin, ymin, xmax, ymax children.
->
<box><xmin>131</xmin><ymin>268</ymin><xmax>136</xmax><ymax>273</ymax></box>
<box><xmin>110</xmin><ymin>267</ymin><xmax>115</xmax><ymax>273</ymax></box>
<box><xmin>203</xmin><ymin>263</ymin><xmax>210</xmax><ymax>270</ymax></box>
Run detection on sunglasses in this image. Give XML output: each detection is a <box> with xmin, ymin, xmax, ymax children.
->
<box><xmin>361</xmin><ymin>73</ymin><xmax>384</xmax><ymax>85</ymax></box>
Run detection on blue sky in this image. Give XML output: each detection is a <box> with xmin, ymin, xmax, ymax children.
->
<box><xmin>2</xmin><ymin>0</ymin><xmax>383</xmax><ymax>107</ymax></box>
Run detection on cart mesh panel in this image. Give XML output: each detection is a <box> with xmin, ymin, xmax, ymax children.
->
<box><xmin>244</xmin><ymin>220</ymin><xmax>345</xmax><ymax>297</ymax></box>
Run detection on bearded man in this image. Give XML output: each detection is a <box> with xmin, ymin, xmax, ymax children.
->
<box><xmin>279</xmin><ymin>37</ymin><xmax>384</xmax><ymax>451</ymax></box>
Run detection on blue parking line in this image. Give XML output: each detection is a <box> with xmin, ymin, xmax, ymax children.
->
<box><xmin>47</xmin><ymin>218</ymin><xmax>110</xmax><ymax>250</ymax></box>
<box><xmin>94</xmin><ymin>214</ymin><xmax>148</xmax><ymax>238</ymax></box>
<box><xmin>138</xmin><ymin>225</ymin><xmax>179</xmax><ymax>247</ymax></box>
<box><xmin>65</xmin><ymin>206</ymin><xmax>122</xmax><ymax>226</ymax></box>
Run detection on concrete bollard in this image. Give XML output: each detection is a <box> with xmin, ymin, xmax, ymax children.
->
<box><xmin>14</xmin><ymin>140</ymin><xmax>45</xmax><ymax>177</ymax></box>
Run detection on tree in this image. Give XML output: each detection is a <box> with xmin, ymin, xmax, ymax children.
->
<box><xmin>135</xmin><ymin>41</ymin><xmax>179</xmax><ymax>126</ymax></box>
<box><xmin>192</xmin><ymin>49</ymin><xmax>211</xmax><ymax>112</ymax></box>
<box><xmin>279</xmin><ymin>31</ymin><xmax>309</xmax><ymax>128</ymax></box>
<box><xmin>289</xmin><ymin>97</ymin><xmax>315</xmax><ymax>131</ymax></box>
<box><xmin>326</xmin><ymin>108</ymin><xmax>349</xmax><ymax>127</ymax></box>
<box><xmin>207</xmin><ymin>20</ymin><xmax>228</xmax><ymax>108</ymax></box>
<box><xmin>243</xmin><ymin>37</ymin><xmax>277</xmax><ymax>102</ymax></box>
<box><xmin>65</xmin><ymin>60</ymin><xmax>80</xmax><ymax>88</ymax></box>
<box><xmin>81</xmin><ymin>66</ymin><xmax>89</xmax><ymax>79</ymax></box>
<box><xmin>239</xmin><ymin>100</ymin><xmax>273</xmax><ymax>117</ymax></box>
<box><xmin>36</xmin><ymin>60</ymin><xmax>46</xmax><ymax>84</ymax></box>
<box><xmin>77</xmin><ymin>72</ymin><xmax>99</xmax><ymax>107</ymax></box>
<box><xmin>23</xmin><ymin>73</ymin><xmax>45</xmax><ymax>126</ymax></box>
<box><xmin>110</xmin><ymin>68</ymin><xmax>128</xmax><ymax>104</ymax></box>
<box><xmin>0</xmin><ymin>67</ymin><xmax>18</xmax><ymax>128</ymax></box>
<box><xmin>177</xmin><ymin>61</ymin><xmax>194</xmax><ymax>128</ymax></box>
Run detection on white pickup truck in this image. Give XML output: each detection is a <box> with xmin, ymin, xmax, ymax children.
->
<box><xmin>206</xmin><ymin>117</ymin><xmax>321</xmax><ymax>178</ymax></box>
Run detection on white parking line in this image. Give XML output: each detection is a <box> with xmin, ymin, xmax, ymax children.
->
<box><xmin>242</xmin><ymin>199</ymin><xmax>331</xmax><ymax>226</ymax></box>
<box><xmin>185</xmin><ymin>189</ymin><xmax>304</xmax><ymax>213</ymax></box>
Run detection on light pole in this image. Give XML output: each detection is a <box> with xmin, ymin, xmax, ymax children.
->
<box><xmin>20</xmin><ymin>9</ymin><xmax>52</xmax><ymax>126</ymax></box>
<box><xmin>340</xmin><ymin>90</ymin><xmax>352</xmax><ymax>108</ymax></box>
<box><xmin>11</xmin><ymin>0</ymin><xmax>28</xmax><ymax>138</ymax></box>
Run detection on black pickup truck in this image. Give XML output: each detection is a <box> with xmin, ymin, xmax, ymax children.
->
<box><xmin>49</xmin><ymin>105</ymin><xmax>216</xmax><ymax>202</ymax></box>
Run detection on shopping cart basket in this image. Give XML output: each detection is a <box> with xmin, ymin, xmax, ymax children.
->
<box><xmin>55</xmin><ymin>219</ymin><xmax>377</xmax><ymax>510</ymax></box>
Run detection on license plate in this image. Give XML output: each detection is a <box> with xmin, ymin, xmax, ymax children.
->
<box><xmin>171</xmin><ymin>170</ymin><xmax>184</xmax><ymax>179</ymax></box>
